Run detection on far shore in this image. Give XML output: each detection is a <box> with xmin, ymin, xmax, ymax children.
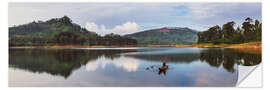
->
<box><xmin>9</xmin><ymin>42</ymin><xmax>261</xmax><ymax>53</ymax></box>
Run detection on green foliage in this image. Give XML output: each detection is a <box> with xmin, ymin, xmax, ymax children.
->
<box><xmin>198</xmin><ymin>17</ymin><xmax>262</xmax><ymax>44</ymax></box>
<box><xmin>198</xmin><ymin>25</ymin><xmax>222</xmax><ymax>43</ymax></box>
<box><xmin>222</xmin><ymin>21</ymin><xmax>235</xmax><ymax>40</ymax></box>
<box><xmin>9</xmin><ymin>16</ymin><xmax>137</xmax><ymax>46</ymax></box>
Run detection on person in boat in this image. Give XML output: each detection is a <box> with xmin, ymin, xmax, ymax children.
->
<box><xmin>158</xmin><ymin>62</ymin><xmax>169</xmax><ymax>75</ymax></box>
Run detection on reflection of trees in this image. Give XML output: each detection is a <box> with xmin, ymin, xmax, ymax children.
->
<box><xmin>9</xmin><ymin>48</ymin><xmax>262</xmax><ymax>78</ymax></box>
<box><xmin>200</xmin><ymin>49</ymin><xmax>223</xmax><ymax>67</ymax></box>
<box><xmin>9</xmin><ymin>48</ymin><xmax>136</xmax><ymax>78</ymax></box>
<box><xmin>131</xmin><ymin>48</ymin><xmax>261</xmax><ymax>73</ymax></box>
<box><xmin>200</xmin><ymin>48</ymin><xmax>261</xmax><ymax>72</ymax></box>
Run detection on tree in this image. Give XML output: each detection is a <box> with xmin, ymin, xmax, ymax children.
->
<box><xmin>197</xmin><ymin>25</ymin><xmax>222</xmax><ymax>44</ymax></box>
<box><xmin>231</xmin><ymin>27</ymin><xmax>245</xmax><ymax>43</ymax></box>
<box><xmin>254</xmin><ymin>20</ymin><xmax>262</xmax><ymax>41</ymax></box>
<box><xmin>222</xmin><ymin>21</ymin><xmax>235</xmax><ymax>42</ymax></box>
<box><xmin>242</xmin><ymin>17</ymin><xmax>254</xmax><ymax>42</ymax></box>
<box><xmin>209</xmin><ymin>25</ymin><xmax>222</xmax><ymax>41</ymax></box>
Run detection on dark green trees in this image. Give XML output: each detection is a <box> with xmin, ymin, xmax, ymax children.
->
<box><xmin>103</xmin><ymin>33</ymin><xmax>137</xmax><ymax>45</ymax></box>
<box><xmin>9</xmin><ymin>16</ymin><xmax>137</xmax><ymax>46</ymax></box>
<box><xmin>222</xmin><ymin>21</ymin><xmax>235</xmax><ymax>41</ymax></box>
<box><xmin>254</xmin><ymin>20</ymin><xmax>262</xmax><ymax>41</ymax></box>
<box><xmin>231</xmin><ymin>27</ymin><xmax>245</xmax><ymax>43</ymax></box>
<box><xmin>197</xmin><ymin>25</ymin><xmax>222</xmax><ymax>44</ymax></box>
<box><xmin>51</xmin><ymin>32</ymin><xmax>86</xmax><ymax>45</ymax></box>
<box><xmin>198</xmin><ymin>17</ymin><xmax>262</xmax><ymax>44</ymax></box>
<box><xmin>242</xmin><ymin>17</ymin><xmax>254</xmax><ymax>41</ymax></box>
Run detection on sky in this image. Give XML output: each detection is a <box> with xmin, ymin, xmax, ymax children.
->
<box><xmin>9</xmin><ymin>3</ymin><xmax>261</xmax><ymax>36</ymax></box>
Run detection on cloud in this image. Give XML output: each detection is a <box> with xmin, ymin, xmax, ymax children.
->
<box><xmin>185</xmin><ymin>3</ymin><xmax>261</xmax><ymax>23</ymax></box>
<box><xmin>9</xmin><ymin>3</ymin><xmax>261</xmax><ymax>31</ymax></box>
<box><xmin>185</xmin><ymin>4</ymin><xmax>222</xmax><ymax>20</ymax></box>
<box><xmin>85</xmin><ymin>21</ymin><xmax>140</xmax><ymax>36</ymax></box>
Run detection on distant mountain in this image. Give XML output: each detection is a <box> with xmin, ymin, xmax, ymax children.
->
<box><xmin>124</xmin><ymin>27</ymin><xmax>198</xmax><ymax>45</ymax></box>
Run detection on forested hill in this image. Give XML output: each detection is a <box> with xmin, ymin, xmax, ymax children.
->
<box><xmin>9</xmin><ymin>16</ymin><xmax>137</xmax><ymax>46</ymax></box>
<box><xmin>9</xmin><ymin>16</ymin><xmax>97</xmax><ymax>38</ymax></box>
<box><xmin>124</xmin><ymin>27</ymin><xmax>198</xmax><ymax>45</ymax></box>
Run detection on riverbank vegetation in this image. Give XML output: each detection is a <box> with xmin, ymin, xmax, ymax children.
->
<box><xmin>197</xmin><ymin>17</ymin><xmax>261</xmax><ymax>44</ymax></box>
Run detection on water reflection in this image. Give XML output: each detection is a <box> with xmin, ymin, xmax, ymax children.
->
<box><xmin>85</xmin><ymin>56</ymin><xmax>140</xmax><ymax>72</ymax></box>
<box><xmin>200</xmin><ymin>48</ymin><xmax>261</xmax><ymax>72</ymax></box>
<box><xmin>9</xmin><ymin>48</ymin><xmax>137</xmax><ymax>78</ymax></box>
<box><xmin>9</xmin><ymin>47</ymin><xmax>261</xmax><ymax>86</ymax></box>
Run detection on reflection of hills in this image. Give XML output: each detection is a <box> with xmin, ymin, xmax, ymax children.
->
<box><xmin>9</xmin><ymin>48</ymin><xmax>136</xmax><ymax>78</ymax></box>
<box><xmin>125</xmin><ymin>53</ymin><xmax>200</xmax><ymax>63</ymax></box>
<box><xmin>126</xmin><ymin>48</ymin><xmax>261</xmax><ymax>73</ymax></box>
<box><xmin>9</xmin><ymin>48</ymin><xmax>262</xmax><ymax>79</ymax></box>
<box><xmin>200</xmin><ymin>48</ymin><xmax>261</xmax><ymax>72</ymax></box>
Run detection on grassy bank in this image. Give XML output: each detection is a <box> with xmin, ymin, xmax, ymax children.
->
<box><xmin>9</xmin><ymin>42</ymin><xmax>261</xmax><ymax>50</ymax></box>
<box><xmin>189</xmin><ymin>42</ymin><xmax>261</xmax><ymax>49</ymax></box>
<box><xmin>147</xmin><ymin>42</ymin><xmax>261</xmax><ymax>53</ymax></box>
<box><xmin>146</xmin><ymin>42</ymin><xmax>261</xmax><ymax>48</ymax></box>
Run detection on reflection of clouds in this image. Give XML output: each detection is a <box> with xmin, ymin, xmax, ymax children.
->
<box><xmin>86</xmin><ymin>56</ymin><xmax>140</xmax><ymax>72</ymax></box>
<box><xmin>192</xmin><ymin>72</ymin><xmax>215</xmax><ymax>86</ymax></box>
<box><xmin>86</xmin><ymin>59</ymin><xmax>110</xmax><ymax>71</ymax></box>
<box><xmin>112</xmin><ymin>58</ymin><xmax>139</xmax><ymax>72</ymax></box>
<box><xmin>187</xmin><ymin>67</ymin><xmax>237</xmax><ymax>86</ymax></box>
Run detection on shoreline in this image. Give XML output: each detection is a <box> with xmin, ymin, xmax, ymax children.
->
<box><xmin>9</xmin><ymin>42</ymin><xmax>261</xmax><ymax>50</ymax></box>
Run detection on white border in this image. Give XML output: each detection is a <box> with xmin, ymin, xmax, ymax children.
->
<box><xmin>0</xmin><ymin>0</ymin><xmax>8</xmax><ymax>89</ymax></box>
<box><xmin>7</xmin><ymin>0</ymin><xmax>262</xmax><ymax>3</ymax></box>
<box><xmin>238</xmin><ymin>64</ymin><xmax>262</xmax><ymax>87</ymax></box>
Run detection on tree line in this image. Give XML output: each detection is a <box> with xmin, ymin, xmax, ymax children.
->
<box><xmin>9</xmin><ymin>32</ymin><xmax>138</xmax><ymax>46</ymax></box>
<box><xmin>197</xmin><ymin>17</ymin><xmax>262</xmax><ymax>44</ymax></box>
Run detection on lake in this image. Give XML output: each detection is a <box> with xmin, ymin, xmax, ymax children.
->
<box><xmin>8</xmin><ymin>47</ymin><xmax>261</xmax><ymax>87</ymax></box>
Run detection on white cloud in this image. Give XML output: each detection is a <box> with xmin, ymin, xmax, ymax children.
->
<box><xmin>186</xmin><ymin>4</ymin><xmax>221</xmax><ymax>20</ymax></box>
<box><xmin>9</xmin><ymin>3</ymin><xmax>261</xmax><ymax>31</ymax></box>
<box><xmin>185</xmin><ymin>3</ymin><xmax>261</xmax><ymax>20</ymax></box>
<box><xmin>85</xmin><ymin>21</ymin><xmax>140</xmax><ymax>36</ymax></box>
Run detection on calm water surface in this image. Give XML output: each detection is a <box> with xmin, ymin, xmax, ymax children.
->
<box><xmin>9</xmin><ymin>47</ymin><xmax>261</xmax><ymax>87</ymax></box>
